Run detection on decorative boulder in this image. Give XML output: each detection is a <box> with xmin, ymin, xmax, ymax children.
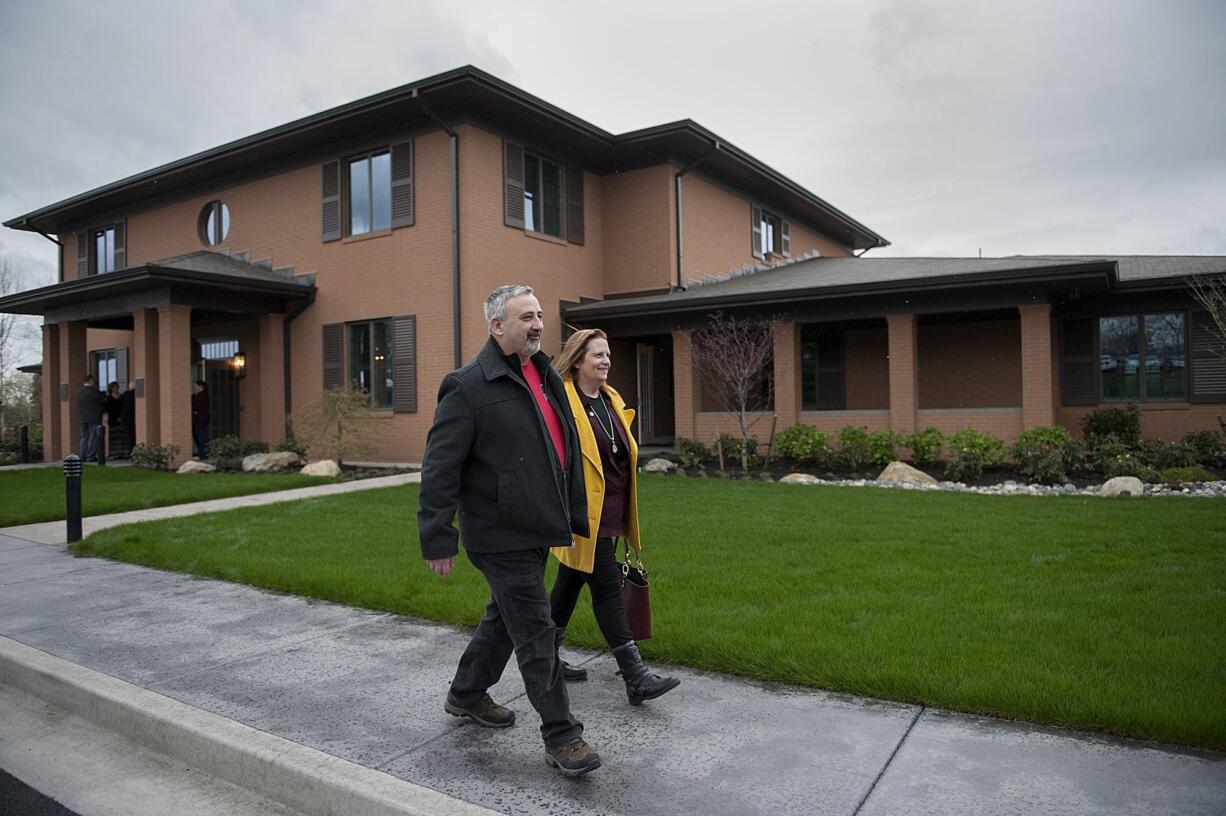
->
<box><xmin>642</xmin><ymin>458</ymin><xmax>677</xmax><ymax>474</ymax></box>
<box><xmin>242</xmin><ymin>451</ymin><xmax>303</xmax><ymax>473</ymax></box>
<box><xmin>779</xmin><ymin>473</ymin><xmax>820</xmax><ymax>485</ymax></box>
<box><xmin>176</xmin><ymin>460</ymin><xmax>216</xmax><ymax>474</ymax></box>
<box><xmin>1101</xmin><ymin>476</ymin><xmax>1145</xmax><ymax>497</ymax></box>
<box><xmin>877</xmin><ymin>461</ymin><xmax>938</xmax><ymax>486</ymax></box>
<box><xmin>300</xmin><ymin>459</ymin><xmax>342</xmax><ymax>478</ymax></box>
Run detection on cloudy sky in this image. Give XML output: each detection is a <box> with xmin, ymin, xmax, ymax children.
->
<box><xmin>1</xmin><ymin>0</ymin><xmax>1224</xmax><ymax>361</ymax></box>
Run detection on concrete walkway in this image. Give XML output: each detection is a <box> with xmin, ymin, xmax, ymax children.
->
<box><xmin>1</xmin><ymin>486</ymin><xmax>1224</xmax><ymax>816</ymax></box>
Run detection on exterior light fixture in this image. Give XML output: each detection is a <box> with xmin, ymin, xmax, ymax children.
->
<box><xmin>229</xmin><ymin>351</ymin><xmax>247</xmax><ymax>379</ymax></box>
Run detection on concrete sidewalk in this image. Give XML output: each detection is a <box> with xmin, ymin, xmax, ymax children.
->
<box><xmin>1</xmin><ymin>494</ymin><xmax>1224</xmax><ymax>815</ymax></box>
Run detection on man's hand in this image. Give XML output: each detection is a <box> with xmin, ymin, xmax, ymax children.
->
<box><xmin>427</xmin><ymin>556</ymin><xmax>455</xmax><ymax>577</ymax></box>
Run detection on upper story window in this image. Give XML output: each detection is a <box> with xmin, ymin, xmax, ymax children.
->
<box><xmin>75</xmin><ymin>221</ymin><xmax>125</xmax><ymax>277</ymax></box>
<box><xmin>751</xmin><ymin>205</ymin><xmax>790</xmax><ymax>260</ymax></box>
<box><xmin>523</xmin><ymin>152</ymin><xmax>563</xmax><ymax>238</ymax></box>
<box><xmin>95</xmin><ymin>227</ymin><xmax>116</xmax><ymax>274</ymax></box>
<box><xmin>348</xmin><ymin>151</ymin><xmax>392</xmax><ymax>236</ymax></box>
<box><xmin>320</xmin><ymin>141</ymin><xmax>413</xmax><ymax>243</ymax></box>
<box><xmin>198</xmin><ymin>202</ymin><xmax>230</xmax><ymax>246</ymax></box>
<box><xmin>502</xmin><ymin>140</ymin><xmax>584</xmax><ymax>246</ymax></box>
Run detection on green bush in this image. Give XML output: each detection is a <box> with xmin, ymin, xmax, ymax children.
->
<box><xmin>1179</xmin><ymin>430</ymin><xmax>1225</xmax><ymax>466</ymax></box>
<box><xmin>717</xmin><ymin>433</ymin><xmax>760</xmax><ymax>469</ymax></box>
<box><xmin>1159</xmin><ymin>465</ymin><xmax>1217</xmax><ymax>485</ymax></box>
<box><xmin>129</xmin><ymin>443</ymin><xmax>181</xmax><ymax>471</ymax></box>
<box><xmin>836</xmin><ymin>426</ymin><xmax>872</xmax><ymax>473</ymax></box>
<box><xmin>1138</xmin><ymin>439</ymin><xmax>1197</xmax><ymax>471</ymax></box>
<box><xmin>1082</xmin><ymin>404</ymin><xmax>1141</xmax><ymax>447</ymax></box>
<box><xmin>674</xmin><ymin>437</ymin><xmax>712</xmax><ymax>468</ymax></box>
<box><xmin>207</xmin><ymin>435</ymin><xmax>271</xmax><ymax>470</ymax></box>
<box><xmin>1010</xmin><ymin>427</ymin><xmax>1073</xmax><ymax>485</ymax></box>
<box><xmin>867</xmin><ymin>430</ymin><xmax>904</xmax><ymax>466</ymax></box>
<box><xmin>275</xmin><ymin>438</ymin><xmax>308</xmax><ymax>458</ymax></box>
<box><xmin>943</xmin><ymin>428</ymin><xmax>1007</xmax><ymax>482</ymax></box>
<box><xmin>1093</xmin><ymin>438</ymin><xmax>1158</xmax><ymax>482</ymax></box>
<box><xmin>904</xmin><ymin>427</ymin><xmax>944</xmax><ymax>465</ymax></box>
<box><xmin>772</xmin><ymin>424</ymin><xmax>830</xmax><ymax>464</ymax></box>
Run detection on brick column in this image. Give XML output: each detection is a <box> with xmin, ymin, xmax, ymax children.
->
<box><xmin>41</xmin><ymin>324</ymin><xmax>62</xmax><ymax>461</ymax></box>
<box><xmin>59</xmin><ymin>321</ymin><xmax>88</xmax><ymax>455</ymax></box>
<box><xmin>156</xmin><ymin>304</ymin><xmax>192</xmax><ymax>466</ymax></box>
<box><xmin>257</xmin><ymin>313</ymin><xmax>286</xmax><ymax>444</ymax></box>
<box><xmin>131</xmin><ymin>308</ymin><xmax>160</xmax><ymax>447</ymax></box>
<box><xmin>671</xmin><ymin>330</ymin><xmax>697</xmax><ymax>440</ymax></box>
<box><xmin>1018</xmin><ymin>303</ymin><xmax>1055</xmax><ymax>428</ymax></box>
<box><xmin>886</xmin><ymin>313</ymin><xmax>918</xmax><ymax>435</ymax></box>
<box><xmin>772</xmin><ymin>320</ymin><xmax>799</xmax><ymax>429</ymax></box>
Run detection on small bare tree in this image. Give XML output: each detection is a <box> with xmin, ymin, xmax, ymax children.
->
<box><xmin>691</xmin><ymin>312</ymin><xmax>775</xmax><ymax>471</ymax></box>
<box><xmin>0</xmin><ymin>256</ymin><xmax>26</xmax><ymax>441</ymax></box>
<box><xmin>293</xmin><ymin>386</ymin><xmax>377</xmax><ymax>465</ymax></box>
<box><xmin>1188</xmin><ymin>273</ymin><xmax>1226</xmax><ymax>362</ymax></box>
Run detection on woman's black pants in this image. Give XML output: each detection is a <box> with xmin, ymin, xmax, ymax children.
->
<box><xmin>549</xmin><ymin>536</ymin><xmax>634</xmax><ymax>649</ymax></box>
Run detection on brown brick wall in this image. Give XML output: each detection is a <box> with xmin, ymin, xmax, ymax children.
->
<box><xmin>844</xmin><ymin>326</ymin><xmax>890</xmax><ymax>410</ymax></box>
<box><xmin>601</xmin><ymin>165</ymin><xmax>675</xmax><ymax>295</ymax></box>
<box><xmin>917</xmin><ymin>319</ymin><xmax>1022</xmax><ymax>409</ymax></box>
<box><xmin>1055</xmin><ymin>404</ymin><xmax>1226</xmax><ymax>442</ymax></box>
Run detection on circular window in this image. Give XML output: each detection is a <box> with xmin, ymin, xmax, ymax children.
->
<box><xmin>198</xmin><ymin>201</ymin><xmax>230</xmax><ymax>246</ymax></box>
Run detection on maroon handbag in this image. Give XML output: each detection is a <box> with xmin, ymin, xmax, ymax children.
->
<box><xmin>619</xmin><ymin>539</ymin><xmax>652</xmax><ymax>641</ymax></box>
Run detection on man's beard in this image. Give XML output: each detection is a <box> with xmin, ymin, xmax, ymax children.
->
<box><xmin>523</xmin><ymin>336</ymin><xmax>541</xmax><ymax>356</ymax></box>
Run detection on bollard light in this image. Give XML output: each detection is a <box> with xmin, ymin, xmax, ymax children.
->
<box><xmin>64</xmin><ymin>454</ymin><xmax>83</xmax><ymax>543</ymax></box>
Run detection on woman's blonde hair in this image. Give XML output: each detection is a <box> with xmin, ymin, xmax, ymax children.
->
<box><xmin>553</xmin><ymin>328</ymin><xmax>608</xmax><ymax>380</ymax></box>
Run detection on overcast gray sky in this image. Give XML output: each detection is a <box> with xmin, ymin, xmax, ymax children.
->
<box><xmin>2</xmin><ymin>0</ymin><xmax>1224</xmax><ymax>362</ymax></box>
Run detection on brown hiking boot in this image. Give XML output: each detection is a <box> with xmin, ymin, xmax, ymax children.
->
<box><xmin>444</xmin><ymin>691</ymin><xmax>515</xmax><ymax>728</ymax></box>
<box><xmin>544</xmin><ymin>737</ymin><xmax>602</xmax><ymax>777</ymax></box>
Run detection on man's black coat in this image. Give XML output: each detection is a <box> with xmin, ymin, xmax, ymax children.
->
<box><xmin>417</xmin><ymin>337</ymin><xmax>589</xmax><ymax>561</ymax></box>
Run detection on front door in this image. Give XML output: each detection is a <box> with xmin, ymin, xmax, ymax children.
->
<box><xmin>204</xmin><ymin>362</ymin><xmax>240</xmax><ymax>439</ymax></box>
<box><xmin>636</xmin><ymin>343</ymin><xmax>654</xmax><ymax>443</ymax></box>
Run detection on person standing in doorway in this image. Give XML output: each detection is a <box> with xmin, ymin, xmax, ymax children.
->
<box><xmin>74</xmin><ymin>375</ymin><xmax>106</xmax><ymax>460</ymax></box>
<box><xmin>105</xmin><ymin>382</ymin><xmax>126</xmax><ymax>459</ymax></box>
<box><xmin>191</xmin><ymin>380</ymin><xmax>210</xmax><ymax>459</ymax></box>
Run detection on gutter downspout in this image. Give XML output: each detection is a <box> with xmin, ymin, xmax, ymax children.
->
<box><xmin>283</xmin><ymin>288</ymin><xmax>316</xmax><ymax>440</ymax></box>
<box><xmin>674</xmin><ymin>143</ymin><xmax>719</xmax><ymax>290</ymax></box>
<box><xmin>35</xmin><ymin>230</ymin><xmax>64</xmax><ymax>283</ymax></box>
<box><xmin>413</xmin><ymin>90</ymin><xmax>462</xmax><ymax>368</ymax></box>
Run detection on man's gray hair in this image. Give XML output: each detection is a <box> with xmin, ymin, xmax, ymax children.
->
<box><xmin>484</xmin><ymin>284</ymin><xmax>535</xmax><ymax>326</ymax></box>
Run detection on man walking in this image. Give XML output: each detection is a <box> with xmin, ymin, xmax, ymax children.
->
<box><xmin>417</xmin><ymin>284</ymin><xmax>600</xmax><ymax>777</ymax></box>
<box><xmin>74</xmin><ymin>375</ymin><xmax>105</xmax><ymax>460</ymax></box>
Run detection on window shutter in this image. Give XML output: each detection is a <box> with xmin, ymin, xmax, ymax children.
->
<box><xmin>113</xmin><ymin>221</ymin><xmax>126</xmax><ymax>270</ymax></box>
<box><xmin>565</xmin><ymin>164</ymin><xmax>584</xmax><ymax>245</ymax></box>
<box><xmin>322</xmin><ymin>323</ymin><xmax>343</xmax><ymax>390</ymax></box>
<box><xmin>76</xmin><ymin>231</ymin><xmax>89</xmax><ymax>277</ymax></box>
<box><xmin>391</xmin><ymin>140</ymin><xmax>414</xmax><ymax>228</ymax></box>
<box><xmin>321</xmin><ymin>161</ymin><xmax>341</xmax><ymax>242</ymax></box>
<box><xmin>504</xmin><ymin>141</ymin><xmax>525</xmax><ymax>229</ymax></box>
<box><xmin>1061</xmin><ymin>318</ymin><xmax>1098</xmax><ymax>405</ymax></box>
<box><xmin>781</xmin><ymin>221</ymin><xmax>791</xmax><ymax>257</ymax></box>
<box><xmin>751</xmin><ymin>205</ymin><xmax>763</xmax><ymax>260</ymax></box>
<box><xmin>1189</xmin><ymin>309</ymin><xmax>1226</xmax><ymax>402</ymax></box>
<box><xmin>392</xmin><ymin>315</ymin><xmax>417</xmax><ymax>413</ymax></box>
<box><xmin>116</xmin><ymin>348</ymin><xmax>129</xmax><ymax>389</ymax></box>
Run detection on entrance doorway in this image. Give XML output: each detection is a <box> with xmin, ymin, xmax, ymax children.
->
<box><xmin>203</xmin><ymin>362</ymin><xmax>240</xmax><ymax>439</ymax></box>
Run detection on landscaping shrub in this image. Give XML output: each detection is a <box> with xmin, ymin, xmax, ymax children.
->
<box><xmin>1010</xmin><ymin>426</ymin><xmax>1077</xmax><ymax>485</ymax></box>
<box><xmin>717</xmin><ymin>432</ymin><xmax>760</xmax><ymax>469</ymax></box>
<box><xmin>1082</xmin><ymin>404</ymin><xmax>1141</xmax><ymax>447</ymax></box>
<box><xmin>772</xmin><ymin>424</ymin><xmax>830</xmax><ymax>464</ymax></box>
<box><xmin>1179</xmin><ymin>430</ymin><xmax>1226</xmax><ymax>467</ymax></box>
<box><xmin>1159</xmin><ymin>465</ymin><xmax>1217</xmax><ymax>485</ymax></box>
<box><xmin>674</xmin><ymin>437</ymin><xmax>712</xmax><ymax>468</ymax></box>
<box><xmin>904</xmin><ymin>427</ymin><xmax>944</xmax><ymax>465</ymax></box>
<box><xmin>208</xmin><ymin>435</ymin><xmax>271</xmax><ymax>470</ymax></box>
<box><xmin>943</xmin><ymin>428</ymin><xmax>1006</xmax><ymax>482</ymax></box>
<box><xmin>129</xmin><ymin>443</ymin><xmax>181</xmax><ymax>471</ymax></box>
<box><xmin>275</xmin><ymin>438</ymin><xmax>308</xmax><ymax>458</ymax></box>
<box><xmin>1138</xmin><ymin>439</ymin><xmax>1197</xmax><ymax>471</ymax></box>
<box><xmin>836</xmin><ymin>426</ymin><xmax>872</xmax><ymax>473</ymax></box>
<box><xmin>1093</xmin><ymin>438</ymin><xmax>1158</xmax><ymax>482</ymax></box>
<box><xmin>867</xmin><ymin>430</ymin><xmax>904</xmax><ymax>466</ymax></box>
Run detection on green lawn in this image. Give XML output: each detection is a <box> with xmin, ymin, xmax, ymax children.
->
<box><xmin>0</xmin><ymin>466</ymin><xmax>339</xmax><ymax>527</ymax></box>
<box><xmin>70</xmin><ymin>476</ymin><xmax>1226</xmax><ymax>750</ymax></box>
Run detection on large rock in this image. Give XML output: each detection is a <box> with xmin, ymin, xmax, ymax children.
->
<box><xmin>242</xmin><ymin>451</ymin><xmax>303</xmax><ymax>473</ymax></box>
<box><xmin>779</xmin><ymin>473</ymin><xmax>820</xmax><ymax>485</ymax></box>
<box><xmin>1101</xmin><ymin>476</ymin><xmax>1145</xmax><ymax>497</ymax></box>
<box><xmin>176</xmin><ymin>460</ymin><xmax>216</xmax><ymax>474</ymax></box>
<box><xmin>642</xmin><ymin>457</ymin><xmax>676</xmax><ymax>474</ymax></box>
<box><xmin>877</xmin><ymin>461</ymin><xmax>938</xmax><ymax>486</ymax></box>
<box><xmin>300</xmin><ymin>459</ymin><xmax>342</xmax><ymax>478</ymax></box>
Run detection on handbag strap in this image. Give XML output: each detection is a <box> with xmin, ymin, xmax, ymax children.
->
<box><xmin>618</xmin><ymin>536</ymin><xmax>646</xmax><ymax>577</ymax></box>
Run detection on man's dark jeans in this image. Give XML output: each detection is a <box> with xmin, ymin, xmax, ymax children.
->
<box><xmin>79</xmin><ymin>422</ymin><xmax>101</xmax><ymax>461</ymax></box>
<box><xmin>550</xmin><ymin>536</ymin><xmax>634</xmax><ymax>650</ymax></box>
<box><xmin>192</xmin><ymin>421</ymin><xmax>209</xmax><ymax>459</ymax></box>
<box><xmin>452</xmin><ymin>548</ymin><xmax>583</xmax><ymax>748</ymax></box>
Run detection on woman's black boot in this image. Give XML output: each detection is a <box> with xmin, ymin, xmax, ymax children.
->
<box><xmin>555</xmin><ymin>627</ymin><xmax>587</xmax><ymax>682</ymax></box>
<box><xmin>611</xmin><ymin>641</ymin><xmax>680</xmax><ymax>706</ymax></box>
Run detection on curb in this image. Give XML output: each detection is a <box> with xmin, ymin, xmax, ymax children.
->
<box><xmin>0</xmin><ymin>636</ymin><xmax>498</xmax><ymax>816</ymax></box>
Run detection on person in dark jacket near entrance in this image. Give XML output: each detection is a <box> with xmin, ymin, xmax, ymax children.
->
<box><xmin>75</xmin><ymin>375</ymin><xmax>106</xmax><ymax>460</ymax></box>
<box><xmin>417</xmin><ymin>284</ymin><xmax>599</xmax><ymax>777</ymax></box>
<box><xmin>191</xmin><ymin>380</ymin><xmax>210</xmax><ymax>459</ymax></box>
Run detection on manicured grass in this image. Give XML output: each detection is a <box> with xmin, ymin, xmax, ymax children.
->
<box><xmin>0</xmin><ymin>465</ymin><xmax>339</xmax><ymax>527</ymax></box>
<box><xmin>71</xmin><ymin>476</ymin><xmax>1226</xmax><ymax>749</ymax></box>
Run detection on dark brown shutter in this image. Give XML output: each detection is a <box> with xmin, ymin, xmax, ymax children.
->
<box><xmin>1189</xmin><ymin>309</ymin><xmax>1226</xmax><ymax>402</ymax></box>
<box><xmin>76</xmin><ymin>231</ymin><xmax>89</xmax><ymax>277</ymax></box>
<box><xmin>321</xmin><ymin>161</ymin><xmax>342</xmax><ymax>242</ymax></box>
<box><xmin>565</xmin><ymin>164</ymin><xmax>584</xmax><ymax>245</ymax></box>
<box><xmin>322</xmin><ymin>323</ymin><xmax>343</xmax><ymax>390</ymax></box>
<box><xmin>112</xmin><ymin>221</ymin><xmax>126</xmax><ymax>270</ymax></box>
<box><xmin>504</xmin><ymin>141</ymin><xmax>525</xmax><ymax>229</ymax></box>
<box><xmin>392</xmin><ymin>315</ymin><xmax>417</xmax><ymax>413</ymax></box>
<box><xmin>781</xmin><ymin>221</ymin><xmax>791</xmax><ymax>257</ymax></box>
<box><xmin>1061</xmin><ymin>318</ymin><xmax>1098</xmax><ymax>405</ymax></box>
<box><xmin>391</xmin><ymin>140</ymin><xmax>414</xmax><ymax>228</ymax></box>
<box><xmin>116</xmin><ymin>348</ymin><xmax>129</xmax><ymax>389</ymax></box>
<box><xmin>751</xmin><ymin>205</ymin><xmax>764</xmax><ymax>260</ymax></box>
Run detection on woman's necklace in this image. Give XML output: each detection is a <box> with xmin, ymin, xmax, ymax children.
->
<box><xmin>588</xmin><ymin>393</ymin><xmax>618</xmax><ymax>454</ymax></box>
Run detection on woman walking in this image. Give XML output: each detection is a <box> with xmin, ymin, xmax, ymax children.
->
<box><xmin>550</xmin><ymin>329</ymin><xmax>679</xmax><ymax>706</ymax></box>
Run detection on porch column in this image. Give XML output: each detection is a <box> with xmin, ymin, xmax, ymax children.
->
<box><xmin>41</xmin><ymin>323</ymin><xmax>62</xmax><ymax>460</ymax></box>
<box><xmin>886</xmin><ymin>313</ymin><xmax>918</xmax><ymax>435</ymax></box>
<box><xmin>257</xmin><ymin>313</ymin><xmax>286</xmax><ymax>444</ymax></box>
<box><xmin>772</xmin><ymin>320</ymin><xmax>799</xmax><ymax>430</ymax></box>
<box><xmin>156</xmin><ymin>304</ymin><xmax>192</xmax><ymax>466</ymax></box>
<box><xmin>59</xmin><ymin>321</ymin><xmax>87</xmax><ymax>455</ymax></box>
<box><xmin>131</xmin><ymin>308</ymin><xmax>160</xmax><ymax>446</ymax></box>
<box><xmin>1018</xmin><ymin>303</ymin><xmax>1055</xmax><ymax>428</ymax></box>
<box><xmin>672</xmin><ymin>330</ymin><xmax>697</xmax><ymax>440</ymax></box>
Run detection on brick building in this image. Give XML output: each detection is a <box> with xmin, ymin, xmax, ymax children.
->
<box><xmin>3</xmin><ymin>66</ymin><xmax>1224</xmax><ymax>466</ymax></box>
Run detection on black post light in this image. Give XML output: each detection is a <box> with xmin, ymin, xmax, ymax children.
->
<box><xmin>64</xmin><ymin>454</ymin><xmax>82</xmax><ymax>543</ymax></box>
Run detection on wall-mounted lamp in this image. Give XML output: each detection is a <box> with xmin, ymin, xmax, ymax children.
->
<box><xmin>229</xmin><ymin>351</ymin><xmax>247</xmax><ymax>379</ymax></box>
